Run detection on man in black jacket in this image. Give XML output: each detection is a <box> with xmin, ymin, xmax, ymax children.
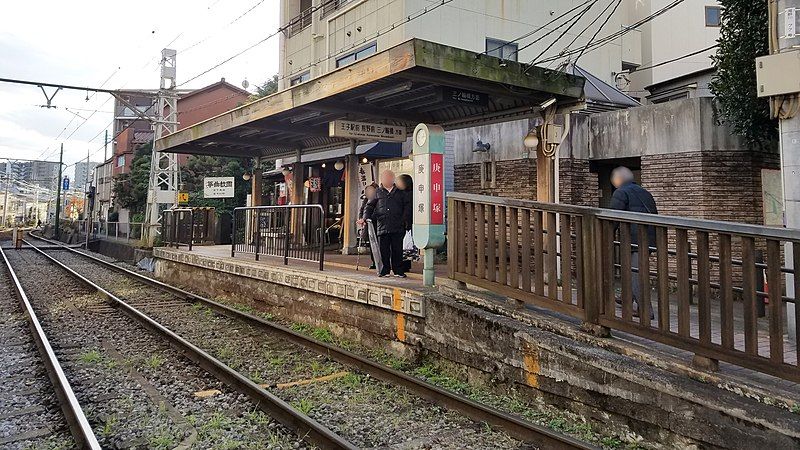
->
<box><xmin>359</xmin><ymin>170</ymin><xmax>411</xmax><ymax>278</ymax></box>
<box><xmin>610</xmin><ymin>166</ymin><xmax>658</xmax><ymax>318</ymax></box>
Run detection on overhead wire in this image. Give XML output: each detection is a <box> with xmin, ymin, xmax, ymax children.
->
<box><xmin>524</xmin><ymin>0</ymin><xmax>600</xmax><ymax>69</ymax></box>
<box><xmin>573</xmin><ymin>0</ymin><xmax>624</xmax><ymax>66</ymax></box>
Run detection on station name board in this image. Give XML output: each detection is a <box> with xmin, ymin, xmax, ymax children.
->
<box><xmin>329</xmin><ymin>120</ymin><xmax>406</xmax><ymax>142</ymax></box>
<box><xmin>203</xmin><ymin>177</ymin><xmax>235</xmax><ymax>198</ymax></box>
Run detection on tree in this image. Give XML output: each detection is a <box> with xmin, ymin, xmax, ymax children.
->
<box><xmin>709</xmin><ymin>0</ymin><xmax>777</xmax><ymax>149</ymax></box>
<box><xmin>182</xmin><ymin>156</ymin><xmax>249</xmax><ymax>215</ymax></box>
<box><xmin>112</xmin><ymin>144</ymin><xmax>151</xmax><ymax>214</ymax></box>
<box><xmin>250</xmin><ymin>74</ymin><xmax>279</xmax><ymax>100</ymax></box>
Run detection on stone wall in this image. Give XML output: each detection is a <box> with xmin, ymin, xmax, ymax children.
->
<box><xmin>454</xmin><ymin>159</ymin><xmax>537</xmax><ymax>200</ymax></box>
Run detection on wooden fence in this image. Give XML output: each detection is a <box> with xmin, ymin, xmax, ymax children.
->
<box><xmin>447</xmin><ymin>192</ymin><xmax>800</xmax><ymax>382</ymax></box>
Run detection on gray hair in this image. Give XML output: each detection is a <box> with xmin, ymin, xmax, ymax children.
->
<box><xmin>611</xmin><ymin>166</ymin><xmax>634</xmax><ymax>184</ymax></box>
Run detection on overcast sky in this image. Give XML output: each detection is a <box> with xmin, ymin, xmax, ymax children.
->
<box><xmin>0</xmin><ymin>0</ymin><xmax>280</xmax><ymax>179</ymax></box>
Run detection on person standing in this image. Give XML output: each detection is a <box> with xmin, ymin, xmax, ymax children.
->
<box><xmin>359</xmin><ymin>170</ymin><xmax>410</xmax><ymax>278</ymax></box>
<box><xmin>609</xmin><ymin>166</ymin><xmax>658</xmax><ymax>318</ymax></box>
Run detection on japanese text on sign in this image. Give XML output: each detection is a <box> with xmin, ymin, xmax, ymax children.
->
<box><xmin>203</xmin><ymin>176</ymin><xmax>235</xmax><ymax>198</ymax></box>
<box><xmin>413</xmin><ymin>153</ymin><xmax>444</xmax><ymax>226</ymax></box>
<box><xmin>329</xmin><ymin>120</ymin><xmax>406</xmax><ymax>142</ymax></box>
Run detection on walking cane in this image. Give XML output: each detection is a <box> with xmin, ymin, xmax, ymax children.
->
<box><xmin>355</xmin><ymin>223</ymin><xmax>362</xmax><ymax>271</ymax></box>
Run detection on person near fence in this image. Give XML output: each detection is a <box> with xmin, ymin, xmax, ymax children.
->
<box><xmin>359</xmin><ymin>170</ymin><xmax>411</xmax><ymax>278</ymax></box>
<box><xmin>610</xmin><ymin>166</ymin><xmax>658</xmax><ymax>318</ymax></box>
<box><xmin>358</xmin><ymin>183</ymin><xmax>378</xmax><ymax>270</ymax></box>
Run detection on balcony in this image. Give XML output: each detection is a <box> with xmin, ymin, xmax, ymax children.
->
<box><xmin>320</xmin><ymin>0</ymin><xmax>351</xmax><ymax>19</ymax></box>
<box><xmin>287</xmin><ymin>7</ymin><xmax>313</xmax><ymax>37</ymax></box>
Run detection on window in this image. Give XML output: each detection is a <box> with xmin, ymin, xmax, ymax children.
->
<box><xmin>705</xmin><ymin>6</ymin><xmax>721</xmax><ymax>27</ymax></box>
<box><xmin>290</xmin><ymin>71</ymin><xmax>311</xmax><ymax>86</ymax></box>
<box><xmin>116</xmin><ymin>155</ymin><xmax>125</xmax><ymax>168</ymax></box>
<box><xmin>481</xmin><ymin>160</ymin><xmax>496</xmax><ymax>189</ymax></box>
<box><xmin>335</xmin><ymin>42</ymin><xmax>377</xmax><ymax>68</ymax></box>
<box><xmin>486</xmin><ymin>38</ymin><xmax>519</xmax><ymax>62</ymax></box>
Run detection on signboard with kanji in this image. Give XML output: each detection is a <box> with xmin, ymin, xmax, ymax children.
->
<box><xmin>329</xmin><ymin>120</ymin><xmax>406</xmax><ymax>142</ymax></box>
<box><xmin>412</xmin><ymin>123</ymin><xmax>446</xmax><ymax>251</ymax></box>
<box><xmin>438</xmin><ymin>86</ymin><xmax>488</xmax><ymax>107</ymax></box>
<box><xmin>308</xmin><ymin>176</ymin><xmax>322</xmax><ymax>192</ymax></box>
<box><xmin>203</xmin><ymin>177</ymin><xmax>235</xmax><ymax>198</ymax></box>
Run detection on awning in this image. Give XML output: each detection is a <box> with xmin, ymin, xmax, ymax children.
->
<box><xmin>156</xmin><ymin>38</ymin><xmax>586</xmax><ymax>159</ymax></box>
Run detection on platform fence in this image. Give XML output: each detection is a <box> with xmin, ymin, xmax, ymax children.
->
<box><xmin>231</xmin><ymin>205</ymin><xmax>325</xmax><ymax>270</ymax></box>
<box><xmin>447</xmin><ymin>192</ymin><xmax>800</xmax><ymax>382</ymax></box>
<box><xmin>161</xmin><ymin>207</ymin><xmax>216</xmax><ymax>250</ymax></box>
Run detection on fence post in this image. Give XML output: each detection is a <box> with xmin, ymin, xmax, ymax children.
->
<box><xmin>447</xmin><ymin>197</ymin><xmax>456</xmax><ymax>279</ymax></box>
<box><xmin>254</xmin><ymin>210</ymin><xmax>261</xmax><ymax>261</ymax></box>
<box><xmin>231</xmin><ymin>210</ymin><xmax>237</xmax><ymax>258</ymax></box>
<box><xmin>283</xmin><ymin>207</ymin><xmax>291</xmax><ymax>266</ymax></box>
<box><xmin>188</xmin><ymin>210</ymin><xmax>194</xmax><ymax>251</ymax></box>
<box><xmin>318</xmin><ymin>208</ymin><xmax>325</xmax><ymax>271</ymax></box>
<box><xmin>581</xmin><ymin>211</ymin><xmax>610</xmax><ymax>337</ymax></box>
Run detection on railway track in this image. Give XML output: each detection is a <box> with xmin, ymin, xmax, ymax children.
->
<box><xmin>23</xmin><ymin>234</ymin><xmax>597</xmax><ymax>450</ymax></box>
<box><xmin>0</xmin><ymin>245</ymin><xmax>100</xmax><ymax>449</ymax></box>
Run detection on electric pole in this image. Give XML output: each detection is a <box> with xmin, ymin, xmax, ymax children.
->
<box><xmin>54</xmin><ymin>143</ymin><xmax>64</xmax><ymax>238</ymax></box>
<box><xmin>759</xmin><ymin>0</ymin><xmax>800</xmax><ymax>341</ymax></box>
<box><xmin>104</xmin><ymin>129</ymin><xmax>109</xmax><ymax>162</ymax></box>
<box><xmin>2</xmin><ymin>173</ymin><xmax>8</xmax><ymax>230</ymax></box>
<box><xmin>143</xmin><ymin>48</ymin><xmax>180</xmax><ymax>246</ymax></box>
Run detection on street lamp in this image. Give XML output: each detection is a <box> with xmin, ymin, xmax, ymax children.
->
<box><xmin>523</xmin><ymin>129</ymin><xmax>539</xmax><ymax>149</ymax></box>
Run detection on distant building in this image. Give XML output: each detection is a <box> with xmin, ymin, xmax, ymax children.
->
<box><xmin>0</xmin><ymin>160</ymin><xmax>59</xmax><ymax>191</ymax></box>
<box><xmin>74</xmin><ymin>161</ymin><xmax>100</xmax><ymax>191</ymax></box>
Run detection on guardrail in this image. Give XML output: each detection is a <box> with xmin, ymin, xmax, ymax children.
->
<box><xmin>232</xmin><ymin>205</ymin><xmax>325</xmax><ymax>270</ymax></box>
<box><xmin>161</xmin><ymin>207</ymin><xmax>216</xmax><ymax>249</ymax></box>
<box><xmin>447</xmin><ymin>192</ymin><xmax>800</xmax><ymax>382</ymax></box>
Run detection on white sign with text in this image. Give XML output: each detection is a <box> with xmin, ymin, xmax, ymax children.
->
<box><xmin>203</xmin><ymin>177</ymin><xmax>235</xmax><ymax>198</ymax></box>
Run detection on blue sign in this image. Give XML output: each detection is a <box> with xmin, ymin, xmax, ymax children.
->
<box><xmin>62</xmin><ymin>176</ymin><xmax>70</xmax><ymax>190</ymax></box>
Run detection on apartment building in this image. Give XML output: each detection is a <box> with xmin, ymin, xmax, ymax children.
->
<box><xmin>280</xmin><ymin>0</ymin><xmax>721</xmax><ymax>101</ymax></box>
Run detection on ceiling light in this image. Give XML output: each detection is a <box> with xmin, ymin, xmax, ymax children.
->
<box><xmin>364</xmin><ymin>81</ymin><xmax>413</xmax><ymax>102</ymax></box>
<box><xmin>290</xmin><ymin>110</ymin><xmax>321</xmax><ymax>123</ymax></box>
<box><xmin>334</xmin><ymin>161</ymin><xmax>345</xmax><ymax>171</ymax></box>
<box><xmin>321</xmin><ymin>163</ymin><xmax>326</xmax><ymax>168</ymax></box>
<box><xmin>361</xmin><ymin>157</ymin><xmax>368</xmax><ymax>164</ymax></box>
<box><xmin>540</xmin><ymin>97</ymin><xmax>557</xmax><ymax>109</ymax></box>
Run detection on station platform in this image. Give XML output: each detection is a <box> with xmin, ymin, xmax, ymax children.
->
<box><xmin>148</xmin><ymin>244</ymin><xmax>800</xmax><ymax>448</ymax></box>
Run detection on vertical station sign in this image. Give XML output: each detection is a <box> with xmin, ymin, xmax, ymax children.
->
<box><xmin>412</xmin><ymin>124</ymin><xmax>446</xmax><ymax>285</ymax></box>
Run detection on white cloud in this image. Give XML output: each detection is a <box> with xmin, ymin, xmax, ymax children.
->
<box><xmin>1</xmin><ymin>0</ymin><xmax>281</xmax><ymax>169</ymax></box>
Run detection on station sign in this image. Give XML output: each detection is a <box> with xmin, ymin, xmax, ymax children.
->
<box><xmin>203</xmin><ymin>176</ymin><xmax>235</xmax><ymax>198</ymax></box>
<box><xmin>412</xmin><ymin>123</ymin><xmax>446</xmax><ymax>250</ymax></box>
<box><xmin>329</xmin><ymin>120</ymin><xmax>406</xmax><ymax>142</ymax></box>
<box><xmin>438</xmin><ymin>86</ymin><xmax>488</xmax><ymax>107</ymax></box>
<box><xmin>62</xmin><ymin>176</ymin><xmax>70</xmax><ymax>191</ymax></box>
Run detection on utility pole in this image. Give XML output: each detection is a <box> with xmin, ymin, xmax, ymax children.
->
<box><xmin>54</xmin><ymin>143</ymin><xmax>64</xmax><ymax>238</ymax></box>
<box><xmin>104</xmin><ymin>129</ymin><xmax>109</xmax><ymax>162</ymax></box>
<box><xmin>2</xmin><ymin>174</ymin><xmax>8</xmax><ymax>230</ymax></box>
<box><xmin>143</xmin><ymin>48</ymin><xmax>179</xmax><ymax>246</ymax></box>
<box><xmin>759</xmin><ymin>0</ymin><xmax>800</xmax><ymax>341</ymax></box>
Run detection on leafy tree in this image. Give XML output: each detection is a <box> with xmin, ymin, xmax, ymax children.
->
<box><xmin>112</xmin><ymin>144</ymin><xmax>151</xmax><ymax>214</ymax></box>
<box><xmin>250</xmin><ymin>74</ymin><xmax>279</xmax><ymax>100</ymax></box>
<box><xmin>709</xmin><ymin>0</ymin><xmax>777</xmax><ymax>149</ymax></box>
<box><xmin>182</xmin><ymin>156</ymin><xmax>248</xmax><ymax>215</ymax></box>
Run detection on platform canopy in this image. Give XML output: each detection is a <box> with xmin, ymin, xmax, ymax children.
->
<box><xmin>155</xmin><ymin>39</ymin><xmax>586</xmax><ymax>159</ymax></box>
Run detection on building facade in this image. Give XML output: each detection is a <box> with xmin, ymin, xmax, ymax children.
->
<box><xmin>93</xmin><ymin>79</ymin><xmax>251</xmax><ymax>220</ymax></box>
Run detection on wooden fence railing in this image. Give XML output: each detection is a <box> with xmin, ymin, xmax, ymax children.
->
<box><xmin>447</xmin><ymin>192</ymin><xmax>800</xmax><ymax>382</ymax></box>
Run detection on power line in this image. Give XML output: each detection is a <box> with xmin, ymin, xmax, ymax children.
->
<box><xmin>627</xmin><ymin>44</ymin><xmax>719</xmax><ymax>74</ymax></box>
<box><xmin>573</xmin><ymin>0</ymin><xmax>623</xmax><ymax>65</ymax></box>
<box><xmin>179</xmin><ymin>0</ymin><xmax>341</xmax><ymax>86</ymax></box>
<box><xmin>526</xmin><ymin>0</ymin><xmax>600</xmax><ymax>68</ymax></box>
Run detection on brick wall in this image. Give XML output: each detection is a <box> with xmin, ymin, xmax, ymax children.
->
<box><xmin>454</xmin><ymin>157</ymin><xmax>600</xmax><ymax>206</ymax></box>
<box><xmin>454</xmin><ymin>159</ymin><xmax>538</xmax><ymax>200</ymax></box>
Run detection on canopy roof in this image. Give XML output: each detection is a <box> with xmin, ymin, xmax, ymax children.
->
<box><xmin>155</xmin><ymin>39</ymin><xmax>586</xmax><ymax>159</ymax></box>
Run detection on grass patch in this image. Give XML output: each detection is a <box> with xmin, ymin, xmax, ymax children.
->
<box><xmin>145</xmin><ymin>354</ymin><xmax>165</xmax><ymax>369</ymax></box>
<box><xmin>79</xmin><ymin>349</ymin><xmax>103</xmax><ymax>365</ymax></box>
<box><xmin>291</xmin><ymin>398</ymin><xmax>314</xmax><ymax>415</ymax></box>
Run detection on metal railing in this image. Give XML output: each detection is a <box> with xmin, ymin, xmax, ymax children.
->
<box><xmin>161</xmin><ymin>207</ymin><xmax>216</xmax><ymax>250</ymax></box>
<box><xmin>448</xmin><ymin>192</ymin><xmax>800</xmax><ymax>382</ymax></box>
<box><xmin>232</xmin><ymin>205</ymin><xmax>325</xmax><ymax>270</ymax></box>
<box><xmin>73</xmin><ymin>220</ymin><xmax>145</xmax><ymax>243</ymax></box>
<box><xmin>288</xmin><ymin>7</ymin><xmax>313</xmax><ymax>37</ymax></box>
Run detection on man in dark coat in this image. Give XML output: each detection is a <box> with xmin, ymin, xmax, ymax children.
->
<box><xmin>610</xmin><ymin>166</ymin><xmax>658</xmax><ymax>318</ymax></box>
<box><xmin>359</xmin><ymin>170</ymin><xmax>411</xmax><ymax>278</ymax></box>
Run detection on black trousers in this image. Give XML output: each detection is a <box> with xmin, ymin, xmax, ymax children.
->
<box><xmin>378</xmin><ymin>231</ymin><xmax>404</xmax><ymax>275</ymax></box>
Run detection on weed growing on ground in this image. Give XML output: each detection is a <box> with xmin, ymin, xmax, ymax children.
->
<box><xmin>791</xmin><ymin>404</ymin><xmax>800</xmax><ymax>414</ymax></box>
<box><xmin>79</xmin><ymin>349</ymin><xmax>103</xmax><ymax>364</ymax></box>
<box><xmin>100</xmin><ymin>414</ymin><xmax>118</xmax><ymax>436</ymax></box>
<box><xmin>339</xmin><ymin>372</ymin><xmax>362</xmax><ymax>388</ymax></box>
<box><xmin>145</xmin><ymin>354</ymin><xmax>165</xmax><ymax>369</ymax></box>
<box><xmin>292</xmin><ymin>398</ymin><xmax>314</xmax><ymax>415</ymax></box>
<box><xmin>148</xmin><ymin>432</ymin><xmax>176</xmax><ymax>449</ymax></box>
<box><xmin>249</xmin><ymin>370</ymin><xmax>266</xmax><ymax>385</ymax></box>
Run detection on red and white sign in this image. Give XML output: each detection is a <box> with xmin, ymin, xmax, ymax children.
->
<box><xmin>413</xmin><ymin>153</ymin><xmax>444</xmax><ymax>226</ymax></box>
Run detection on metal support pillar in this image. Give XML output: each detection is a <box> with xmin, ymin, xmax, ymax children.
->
<box><xmin>144</xmin><ymin>48</ymin><xmax>179</xmax><ymax>246</ymax></box>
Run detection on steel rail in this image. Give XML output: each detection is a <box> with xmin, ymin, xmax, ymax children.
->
<box><xmin>27</xmin><ymin>233</ymin><xmax>597</xmax><ymax>450</ymax></box>
<box><xmin>22</xmin><ymin>239</ymin><xmax>356</xmax><ymax>450</ymax></box>
<box><xmin>0</xmin><ymin>246</ymin><xmax>101</xmax><ymax>450</ymax></box>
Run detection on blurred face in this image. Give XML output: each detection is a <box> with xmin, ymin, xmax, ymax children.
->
<box><xmin>365</xmin><ymin>186</ymin><xmax>376</xmax><ymax>199</ymax></box>
<box><xmin>611</xmin><ymin>175</ymin><xmax>623</xmax><ymax>189</ymax></box>
<box><xmin>396</xmin><ymin>176</ymin><xmax>407</xmax><ymax>190</ymax></box>
<box><xmin>380</xmin><ymin>170</ymin><xmax>395</xmax><ymax>188</ymax></box>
